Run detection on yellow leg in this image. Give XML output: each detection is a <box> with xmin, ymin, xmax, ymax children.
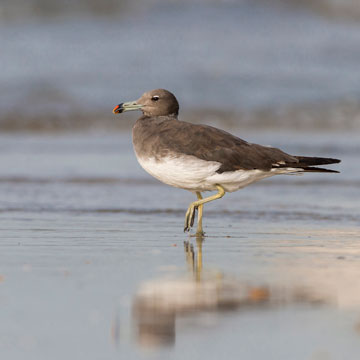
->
<box><xmin>196</xmin><ymin>192</ymin><xmax>204</xmax><ymax>236</ymax></box>
<box><xmin>184</xmin><ymin>185</ymin><xmax>225</xmax><ymax>233</ymax></box>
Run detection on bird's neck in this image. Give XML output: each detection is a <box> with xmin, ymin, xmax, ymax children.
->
<box><xmin>139</xmin><ymin>114</ymin><xmax>178</xmax><ymax>122</ymax></box>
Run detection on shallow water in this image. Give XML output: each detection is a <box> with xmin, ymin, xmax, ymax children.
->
<box><xmin>0</xmin><ymin>131</ymin><xmax>359</xmax><ymax>359</ymax></box>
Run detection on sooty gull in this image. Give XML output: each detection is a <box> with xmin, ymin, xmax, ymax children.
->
<box><xmin>113</xmin><ymin>89</ymin><xmax>341</xmax><ymax>236</ymax></box>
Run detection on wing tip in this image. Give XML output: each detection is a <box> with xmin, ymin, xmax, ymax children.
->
<box><xmin>295</xmin><ymin>156</ymin><xmax>341</xmax><ymax>166</ymax></box>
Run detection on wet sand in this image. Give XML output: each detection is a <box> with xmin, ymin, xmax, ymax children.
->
<box><xmin>0</xmin><ymin>131</ymin><xmax>359</xmax><ymax>359</ymax></box>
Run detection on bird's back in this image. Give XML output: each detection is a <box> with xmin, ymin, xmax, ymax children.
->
<box><xmin>132</xmin><ymin>115</ymin><xmax>299</xmax><ymax>173</ymax></box>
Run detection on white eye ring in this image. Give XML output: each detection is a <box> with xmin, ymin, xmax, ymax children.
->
<box><xmin>151</xmin><ymin>95</ymin><xmax>160</xmax><ymax>101</ymax></box>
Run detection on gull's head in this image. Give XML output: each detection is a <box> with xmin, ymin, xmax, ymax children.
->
<box><xmin>113</xmin><ymin>89</ymin><xmax>179</xmax><ymax>117</ymax></box>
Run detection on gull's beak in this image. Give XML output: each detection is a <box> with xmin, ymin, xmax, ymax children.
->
<box><xmin>113</xmin><ymin>101</ymin><xmax>143</xmax><ymax>114</ymax></box>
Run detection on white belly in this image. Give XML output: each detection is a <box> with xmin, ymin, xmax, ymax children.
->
<box><xmin>136</xmin><ymin>154</ymin><xmax>220</xmax><ymax>191</ymax></box>
<box><xmin>135</xmin><ymin>154</ymin><xmax>299</xmax><ymax>192</ymax></box>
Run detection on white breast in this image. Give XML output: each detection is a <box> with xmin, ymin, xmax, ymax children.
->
<box><xmin>136</xmin><ymin>154</ymin><xmax>221</xmax><ymax>191</ymax></box>
<box><xmin>135</xmin><ymin>154</ymin><xmax>302</xmax><ymax>193</ymax></box>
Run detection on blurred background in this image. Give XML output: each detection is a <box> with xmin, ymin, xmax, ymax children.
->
<box><xmin>1</xmin><ymin>2</ymin><xmax>360</xmax><ymax>359</ymax></box>
<box><xmin>1</xmin><ymin>0</ymin><xmax>360</xmax><ymax>132</ymax></box>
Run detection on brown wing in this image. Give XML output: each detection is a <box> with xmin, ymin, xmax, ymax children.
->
<box><xmin>133</xmin><ymin>117</ymin><xmax>340</xmax><ymax>173</ymax></box>
<box><xmin>138</xmin><ymin>118</ymin><xmax>299</xmax><ymax>172</ymax></box>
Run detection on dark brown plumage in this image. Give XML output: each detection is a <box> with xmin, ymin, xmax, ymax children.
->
<box><xmin>132</xmin><ymin>114</ymin><xmax>340</xmax><ymax>174</ymax></box>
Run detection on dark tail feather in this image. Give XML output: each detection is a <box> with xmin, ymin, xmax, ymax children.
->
<box><xmin>301</xmin><ymin>166</ymin><xmax>339</xmax><ymax>173</ymax></box>
<box><xmin>295</xmin><ymin>156</ymin><xmax>341</xmax><ymax>166</ymax></box>
<box><xmin>293</xmin><ymin>156</ymin><xmax>341</xmax><ymax>173</ymax></box>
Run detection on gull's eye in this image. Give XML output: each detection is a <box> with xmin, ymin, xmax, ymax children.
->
<box><xmin>151</xmin><ymin>95</ymin><xmax>159</xmax><ymax>101</ymax></box>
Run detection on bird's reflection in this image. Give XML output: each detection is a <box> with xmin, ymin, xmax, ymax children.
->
<box><xmin>184</xmin><ymin>235</ymin><xmax>203</xmax><ymax>282</ymax></box>
<box><xmin>132</xmin><ymin>236</ymin><xmax>206</xmax><ymax>348</ymax></box>
<box><xmin>131</xmin><ymin>235</ymin><xmax>327</xmax><ymax>349</ymax></box>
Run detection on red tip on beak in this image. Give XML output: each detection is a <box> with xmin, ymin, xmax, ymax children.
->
<box><xmin>113</xmin><ymin>104</ymin><xmax>123</xmax><ymax>114</ymax></box>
